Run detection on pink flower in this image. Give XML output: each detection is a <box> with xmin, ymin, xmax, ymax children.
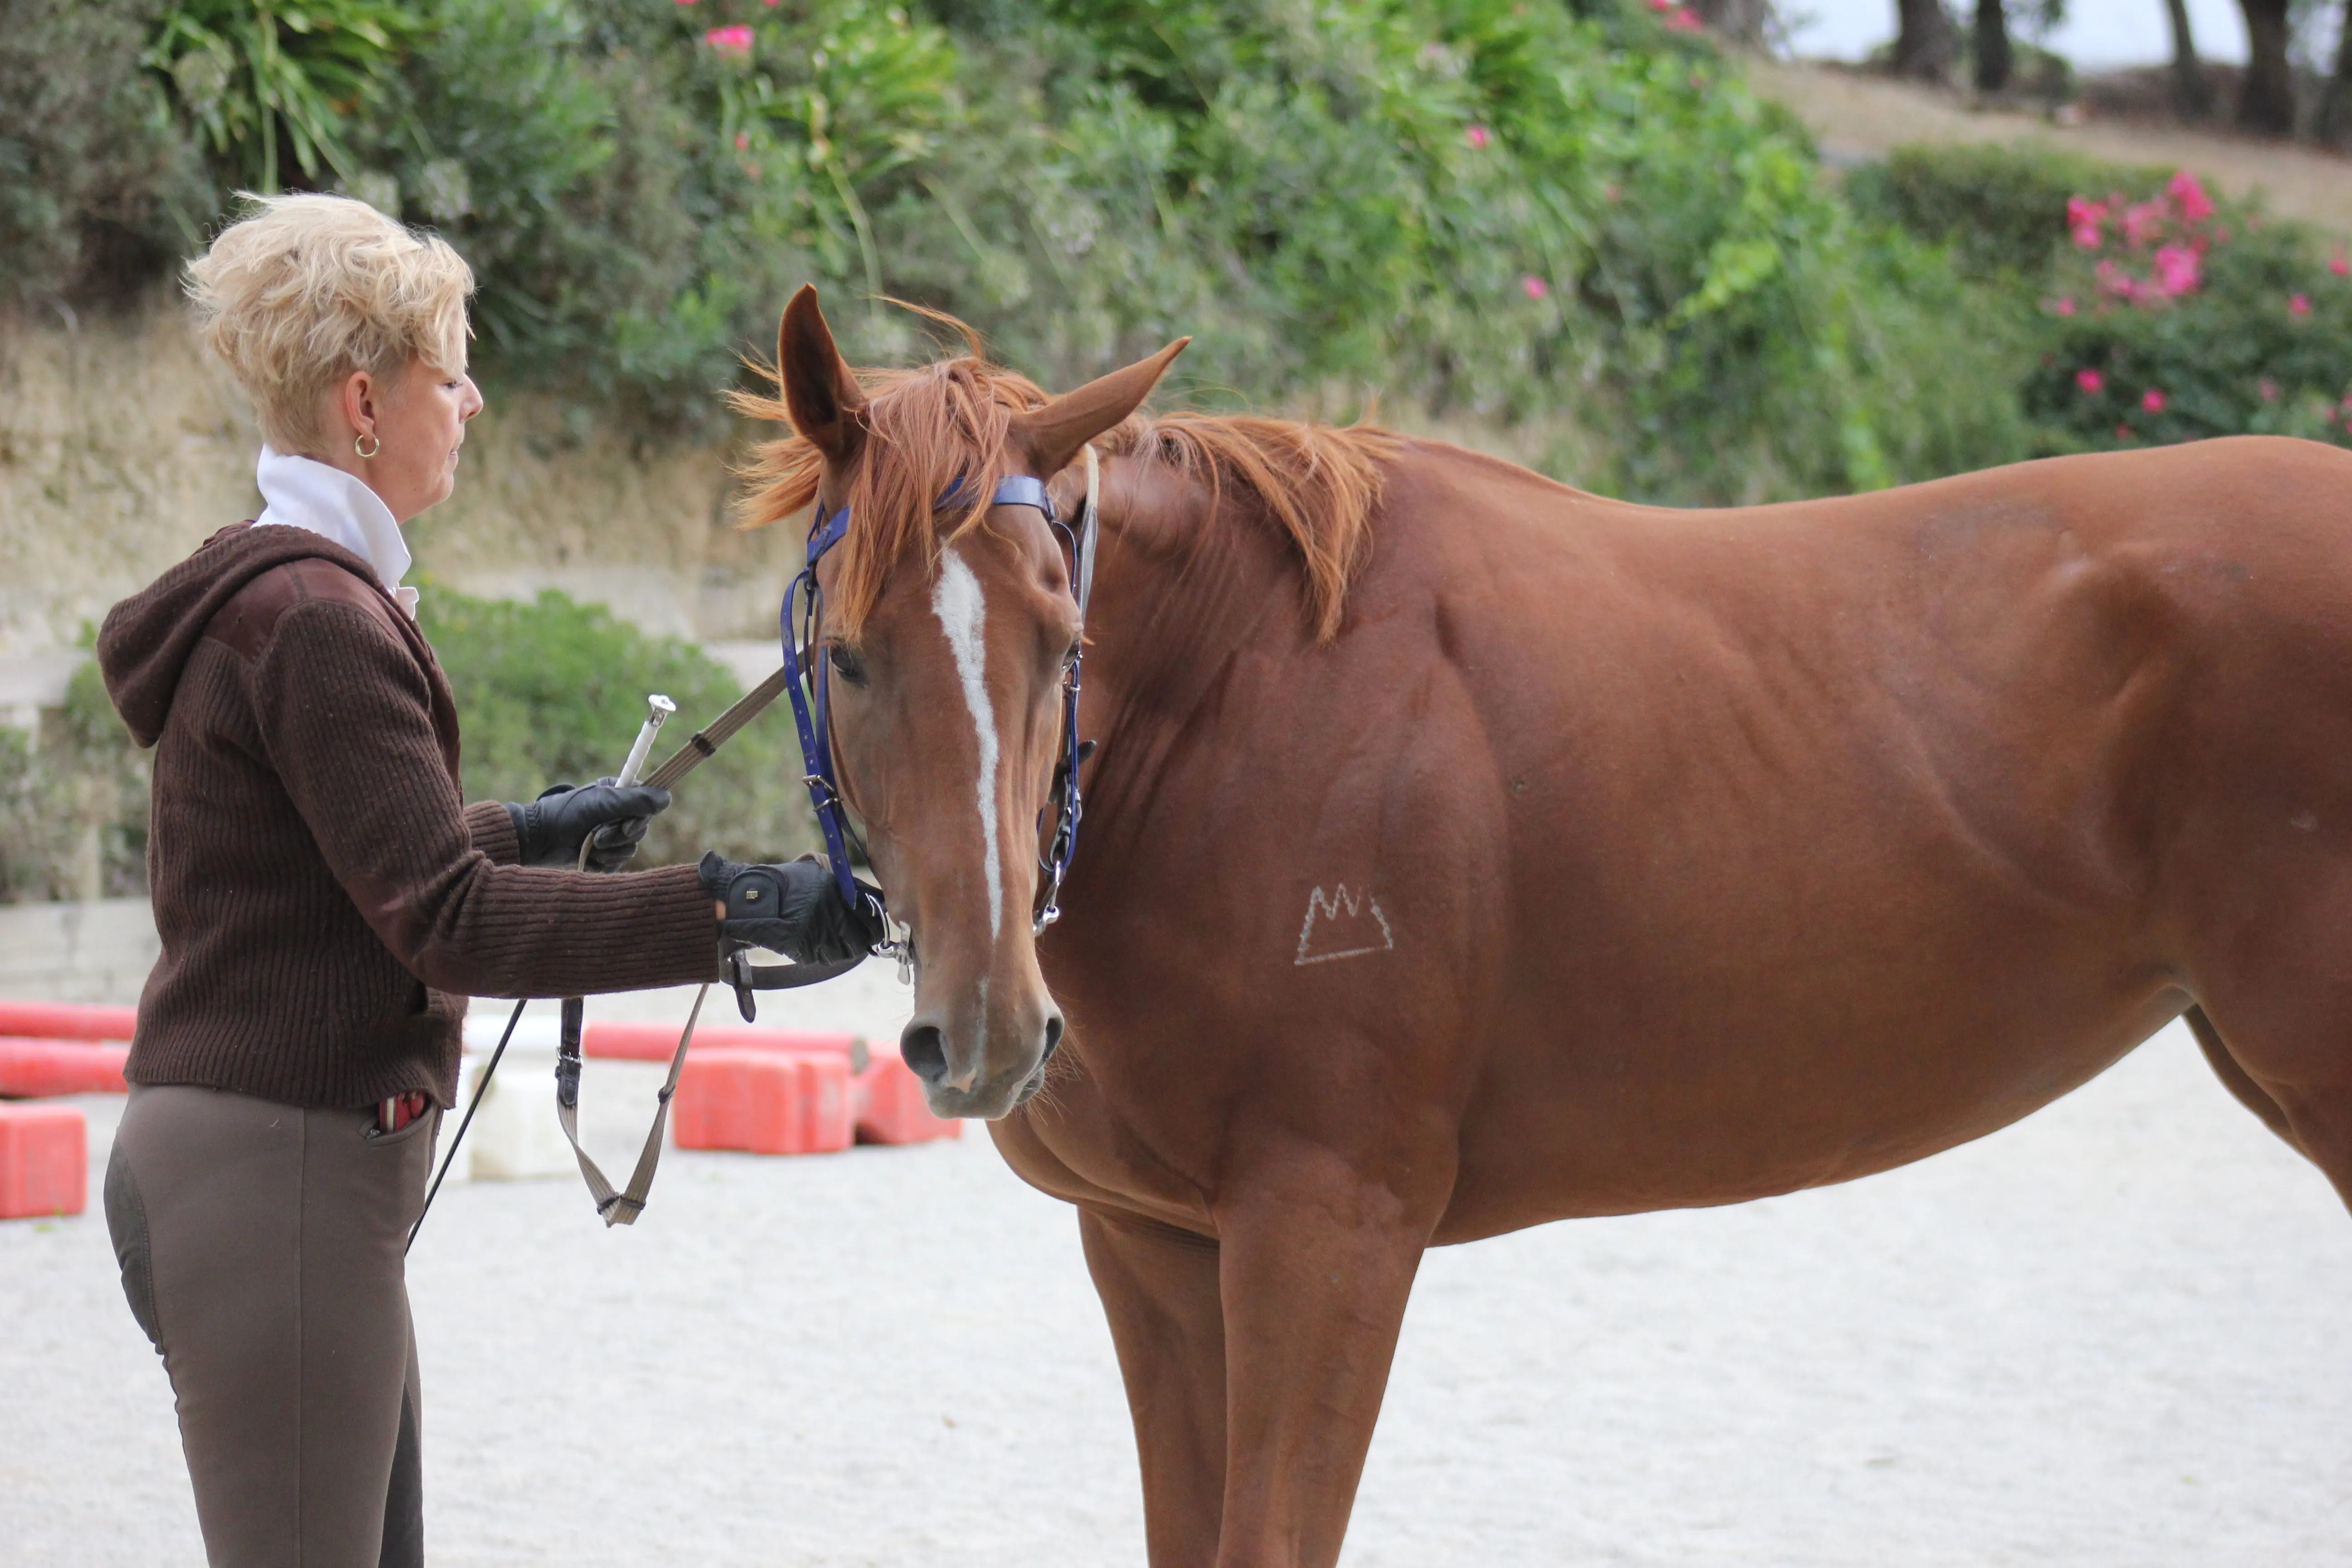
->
<box><xmin>1664</xmin><ymin>7</ymin><xmax>1704</xmax><ymax>29</ymax></box>
<box><xmin>2053</xmin><ymin>296</ymin><xmax>2077</xmax><ymax>317</ymax></box>
<box><xmin>2291</xmin><ymin>293</ymin><xmax>2313</xmax><ymax>317</ymax></box>
<box><xmin>2141</xmin><ymin>388</ymin><xmax>2166</xmax><ymax>413</ymax></box>
<box><xmin>2258</xmin><ymin>377</ymin><xmax>2279</xmax><ymax>402</ymax></box>
<box><xmin>704</xmin><ymin>23</ymin><xmax>752</xmax><ymax>53</ymax></box>
<box><xmin>2334</xmin><ymin>251</ymin><xmax>2350</xmax><ymax>277</ymax></box>
<box><xmin>2167</xmin><ymin>171</ymin><xmax>2215</xmax><ymax>223</ymax></box>
<box><xmin>2122</xmin><ymin>200</ymin><xmax>2168</xmax><ymax>248</ymax></box>
<box><xmin>2071</xmin><ymin>223</ymin><xmax>2102</xmax><ymax>250</ymax></box>
<box><xmin>2151</xmin><ymin>244</ymin><xmax>2200</xmax><ymax>296</ymax></box>
<box><xmin>2116</xmin><ymin>424</ymin><xmax>2132</xmax><ymax>440</ymax></box>
<box><xmin>2065</xmin><ymin>196</ymin><xmax>2106</xmax><ymax>240</ymax></box>
<box><xmin>673</xmin><ymin>0</ymin><xmax>695</xmax><ymax>5</ymax></box>
<box><xmin>734</xmin><ymin>131</ymin><xmax>750</xmax><ymax>151</ymax></box>
<box><xmin>1521</xmin><ymin>275</ymin><xmax>1549</xmax><ymax>300</ymax></box>
<box><xmin>2076</xmin><ymin>368</ymin><xmax>2105</xmax><ymax>394</ymax></box>
<box><xmin>1465</xmin><ymin>125</ymin><xmax>1490</xmax><ymax>149</ymax></box>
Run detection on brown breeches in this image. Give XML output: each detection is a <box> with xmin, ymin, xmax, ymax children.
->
<box><xmin>106</xmin><ymin>1084</ymin><xmax>433</xmax><ymax>1567</ymax></box>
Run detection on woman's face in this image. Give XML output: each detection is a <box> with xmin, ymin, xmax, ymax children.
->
<box><xmin>328</xmin><ymin>357</ymin><xmax>484</xmax><ymax>524</ymax></box>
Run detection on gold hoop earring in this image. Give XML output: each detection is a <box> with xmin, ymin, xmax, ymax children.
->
<box><xmin>355</xmin><ymin>433</ymin><xmax>381</xmax><ymax>459</ymax></box>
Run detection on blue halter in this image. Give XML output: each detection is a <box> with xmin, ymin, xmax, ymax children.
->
<box><xmin>780</xmin><ymin>464</ymin><xmax>1098</xmax><ymax>937</ymax></box>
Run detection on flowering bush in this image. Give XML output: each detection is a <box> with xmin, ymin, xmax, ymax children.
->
<box><xmin>1854</xmin><ymin>142</ymin><xmax>2352</xmax><ymax>456</ymax></box>
<box><xmin>2025</xmin><ymin>164</ymin><xmax>2352</xmax><ymax>451</ymax></box>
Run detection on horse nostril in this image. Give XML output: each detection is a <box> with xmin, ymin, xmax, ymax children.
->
<box><xmin>1041</xmin><ymin>1013</ymin><xmax>1064</xmax><ymax>1063</ymax></box>
<box><xmin>901</xmin><ymin>1023</ymin><xmax>948</xmax><ymax>1084</ymax></box>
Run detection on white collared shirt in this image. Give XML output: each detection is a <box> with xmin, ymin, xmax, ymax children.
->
<box><xmin>250</xmin><ymin>446</ymin><xmax>420</xmax><ymax>619</ymax></box>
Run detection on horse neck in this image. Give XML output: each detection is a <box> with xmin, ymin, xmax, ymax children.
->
<box><xmin>1074</xmin><ymin>467</ymin><xmax>1303</xmax><ymax>868</ymax></box>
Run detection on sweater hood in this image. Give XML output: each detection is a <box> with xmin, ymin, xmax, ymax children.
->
<box><xmin>99</xmin><ymin>523</ymin><xmax>389</xmax><ymax>748</ymax></box>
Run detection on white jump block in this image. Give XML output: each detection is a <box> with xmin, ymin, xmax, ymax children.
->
<box><xmin>458</xmin><ymin>1012</ymin><xmax>574</xmax><ymax>1181</ymax></box>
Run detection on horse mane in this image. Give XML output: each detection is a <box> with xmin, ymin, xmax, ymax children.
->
<box><xmin>731</xmin><ymin>336</ymin><xmax>1396</xmax><ymax>643</ymax></box>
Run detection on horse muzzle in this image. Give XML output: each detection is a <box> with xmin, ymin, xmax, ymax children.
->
<box><xmin>899</xmin><ymin>1003</ymin><xmax>1063</xmax><ymax>1120</ymax></box>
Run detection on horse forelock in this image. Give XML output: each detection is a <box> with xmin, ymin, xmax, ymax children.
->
<box><xmin>733</xmin><ymin>341</ymin><xmax>1396</xmax><ymax>643</ymax></box>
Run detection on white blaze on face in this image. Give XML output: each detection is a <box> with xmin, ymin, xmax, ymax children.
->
<box><xmin>931</xmin><ymin>545</ymin><xmax>1003</xmax><ymax>942</ymax></box>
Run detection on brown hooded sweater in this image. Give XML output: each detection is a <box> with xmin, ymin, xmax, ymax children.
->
<box><xmin>98</xmin><ymin>523</ymin><xmax>720</xmax><ymax>1109</ymax></box>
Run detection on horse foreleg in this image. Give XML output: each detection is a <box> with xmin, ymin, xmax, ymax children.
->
<box><xmin>1079</xmin><ymin>1208</ymin><xmax>1229</xmax><ymax>1567</ymax></box>
<box><xmin>1211</xmin><ymin>1152</ymin><xmax>1430</xmax><ymax>1568</ymax></box>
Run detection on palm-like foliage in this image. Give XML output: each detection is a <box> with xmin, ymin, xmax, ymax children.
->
<box><xmin>144</xmin><ymin>0</ymin><xmax>423</xmax><ymax>191</ymax></box>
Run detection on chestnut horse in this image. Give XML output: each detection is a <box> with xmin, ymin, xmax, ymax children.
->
<box><xmin>740</xmin><ymin>285</ymin><xmax>2352</xmax><ymax>1565</ymax></box>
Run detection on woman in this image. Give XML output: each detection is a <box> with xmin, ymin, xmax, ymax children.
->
<box><xmin>95</xmin><ymin>193</ymin><xmax>872</xmax><ymax>1567</ymax></box>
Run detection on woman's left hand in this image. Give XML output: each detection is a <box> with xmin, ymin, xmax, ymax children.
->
<box><xmin>507</xmin><ymin>778</ymin><xmax>672</xmax><ymax>871</ymax></box>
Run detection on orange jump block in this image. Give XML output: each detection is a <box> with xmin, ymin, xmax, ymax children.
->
<box><xmin>0</xmin><ymin>1002</ymin><xmax>137</xmax><ymax>1044</ymax></box>
<box><xmin>673</xmin><ymin>1050</ymin><xmax>854</xmax><ymax>1156</ymax></box>
<box><xmin>581</xmin><ymin>1019</ymin><xmax>861</xmax><ymax>1063</ymax></box>
<box><xmin>0</xmin><ymin>1039</ymin><xmax>129</xmax><ymax>1098</ymax></box>
<box><xmin>0</xmin><ymin>1103</ymin><xmax>86</xmax><ymax>1218</ymax></box>
<box><xmin>850</xmin><ymin>1044</ymin><xmax>961</xmax><ymax>1146</ymax></box>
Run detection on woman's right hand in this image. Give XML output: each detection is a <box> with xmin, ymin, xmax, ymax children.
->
<box><xmin>699</xmin><ymin>853</ymin><xmax>886</xmax><ymax>963</ymax></box>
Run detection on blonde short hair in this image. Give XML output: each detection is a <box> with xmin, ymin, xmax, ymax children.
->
<box><xmin>186</xmin><ymin>193</ymin><xmax>474</xmax><ymax>454</ymax></box>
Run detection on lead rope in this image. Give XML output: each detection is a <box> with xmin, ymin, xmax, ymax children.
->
<box><xmin>410</xmin><ymin>675</ymin><xmax>798</xmax><ymax>1248</ymax></box>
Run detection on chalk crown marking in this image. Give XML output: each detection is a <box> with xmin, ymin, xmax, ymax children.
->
<box><xmin>1296</xmin><ymin>884</ymin><xmax>1393</xmax><ymax>965</ymax></box>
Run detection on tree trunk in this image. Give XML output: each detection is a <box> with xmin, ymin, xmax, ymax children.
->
<box><xmin>2235</xmin><ymin>0</ymin><xmax>2294</xmax><ymax>135</ymax></box>
<box><xmin>2321</xmin><ymin>0</ymin><xmax>2352</xmax><ymax>145</ymax></box>
<box><xmin>1892</xmin><ymin>0</ymin><xmax>1955</xmax><ymax>80</ymax></box>
<box><xmin>1974</xmin><ymin>0</ymin><xmax>2012</xmax><ymax>92</ymax></box>
<box><xmin>2162</xmin><ymin>0</ymin><xmax>2212</xmax><ymax>119</ymax></box>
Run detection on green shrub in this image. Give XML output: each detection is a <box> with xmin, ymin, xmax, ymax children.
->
<box><xmin>114</xmin><ymin>0</ymin><xmax>2028</xmax><ymax>495</ymax></box>
<box><xmin>0</xmin><ymin>660</ymin><xmax>152</xmax><ymax>904</ymax></box>
<box><xmin>418</xmin><ymin>587</ymin><xmax>816</xmax><ymax>867</ymax></box>
<box><xmin>0</xmin><ymin>0</ymin><xmax>210</xmax><ymax>305</ymax></box>
<box><xmin>888</xmin><ymin>0</ymin><xmax>2030</xmax><ymax>500</ymax></box>
<box><xmin>146</xmin><ymin>0</ymin><xmax>427</xmax><ymax>193</ymax></box>
<box><xmin>1844</xmin><ymin>142</ymin><xmax>2129</xmax><ymax>283</ymax></box>
<box><xmin>2024</xmin><ymin>172</ymin><xmax>2352</xmax><ymax>451</ymax></box>
<box><xmin>1854</xmin><ymin>143</ymin><xmax>2352</xmax><ymax>455</ymax></box>
<box><xmin>0</xmin><ymin>592</ymin><xmax>814</xmax><ymax>903</ymax></box>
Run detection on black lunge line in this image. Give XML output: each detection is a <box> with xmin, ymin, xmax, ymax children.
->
<box><xmin>405</xmin><ymin>996</ymin><xmax>524</xmax><ymax>1254</ymax></box>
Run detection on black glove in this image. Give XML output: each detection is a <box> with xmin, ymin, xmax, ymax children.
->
<box><xmin>508</xmin><ymin>778</ymin><xmax>672</xmax><ymax>872</ymax></box>
<box><xmin>699</xmin><ymin>852</ymin><xmax>886</xmax><ymax>964</ymax></box>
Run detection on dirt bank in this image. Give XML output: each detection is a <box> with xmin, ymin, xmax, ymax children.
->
<box><xmin>0</xmin><ymin>295</ymin><xmax>802</xmax><ymax>656</ymax></box>
<box><xmin>1748</xmin><ymin>57</ymin><xmax>2352</xmax><ymax>237</ymax></box>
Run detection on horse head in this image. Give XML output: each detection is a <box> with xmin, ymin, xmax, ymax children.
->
<box><xmin>760</xmin><ymin>286</ymin><xmax>1185</xmax><ymax>1118</ymax></box>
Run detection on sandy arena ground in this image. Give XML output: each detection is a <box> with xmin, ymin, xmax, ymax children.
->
<box><xmin>5</xmin><ymin>970</ymin><xmax>2351</xmax><ymax>1565</ymax></box>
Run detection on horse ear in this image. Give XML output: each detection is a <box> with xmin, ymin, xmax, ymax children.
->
<box><xmin>1011</xmin><ymin>338</ymin><xmax>1190</xmax><ymax>476</ymax></box>
<box><xmin>777</xmin><ymin>284</ymin><xmax>867</xmax><ymax>464</ymax></box>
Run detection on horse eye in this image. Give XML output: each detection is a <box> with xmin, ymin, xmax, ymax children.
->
<box><xmin>828</xmin><ymin>643</ymin><xmax>867</xmax><ymax>684</ymax></box>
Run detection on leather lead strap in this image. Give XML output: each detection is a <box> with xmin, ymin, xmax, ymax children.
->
<box><xmin>554</xmin><ymin>984</ymin><xmax>709</xmax><ymax>1227</ymax></box>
